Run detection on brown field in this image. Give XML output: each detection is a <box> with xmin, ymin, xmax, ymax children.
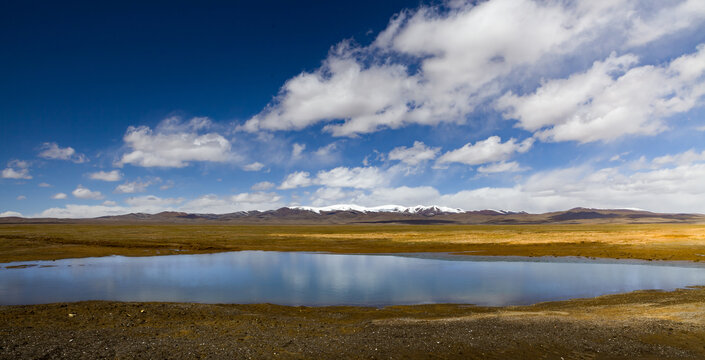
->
<box><xmin>1</xmin><ymin>223</ymin><xmax>705</xmax><ymax>263</ymax></box>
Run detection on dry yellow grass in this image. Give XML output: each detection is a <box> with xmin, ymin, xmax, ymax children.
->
<box><xmin>271</xmin><ymin>225</ymin><xmax>705</xmax><ymax>245</ymax></box>
<box><xmin>2</xmin><ymin>223</ymin><xmax>705</xmax><ymax>263</ymax></box>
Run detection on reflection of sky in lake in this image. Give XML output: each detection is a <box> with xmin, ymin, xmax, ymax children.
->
<box><xmin>2</xmin><ymin>251</ymin><xmax>705</xmax><ymax>306</ymax></box>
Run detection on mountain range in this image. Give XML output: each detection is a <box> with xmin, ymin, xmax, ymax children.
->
<box><xmin>1</xmin><ymin>205</ymin><xmax>704</xmax><ymax>225</ymax></box>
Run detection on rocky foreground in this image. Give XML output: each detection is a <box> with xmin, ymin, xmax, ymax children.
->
<box><xmin>1</xmin><ymin>287</ymin><xmax>704</xmax><ymax>359</ymax></box>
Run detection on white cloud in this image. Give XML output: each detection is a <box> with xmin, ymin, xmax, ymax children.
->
<box><xmin>243</xmin><ymin>162</ymin><xmax>265</xmax><ymax>171</ymax></box>
<box><xmin>309</xmin><ymin>187</ymin><xmax>361</xmax><ymax>206</ymax></box>
<box><xmin>478</xmin><ymin>161</ymin><xmax>524</xmax><ymax>173</ymax></box>
<box><xmin>89</xmin><ymin>170</ymin><xmax>123</xmax><ymax>182</ymax></box>
<box><xmin>0</xmin><ymin>211</ymin><xmax>23</xmax><ymax>217</ymax></box>
<box><xmin>180</xmin><ymin>192</ymin><xmax>284</xmax><ymax>213</ymax></box>
<box><xmin>461</xmin><ymin>160</ymin><xmax>705</xmax><ymax>213</ymax></box>
<box><xmin>652</xmin><ymin>149</ymin><xmax>705</xmax><ymax>166</ymax></box>
<box><xmin>31</xmin><ymin>148</ymin><xmax>705</xmax><ymax>217</ymax></box>
<box><xmin>117</xmin><ymin>117</ymin><xmax>233</xmax><ymax>168</ymax></box>
<box><xmin>232</xmin><ymin>192</ymin><xmax>283</xmax><ymax>207</ymax></box>
<box><xmin>38</xmin><ymin>182</ymin><xmax>52</xmax><ymax>187</ymax></box>
<box><xmin>72</xmin><ymin>185</ymin><xmax>103</xmax><ymax>200</ymax></box>
<box><xmin>350</xmin><ymin>186</ymin><xmax>441</xmax><ymax>208</ymax></box>
<box><xmin>278</xmin><ymin>171</ymin><xmax>313</xmax><ymax>190</ymax></box>
<box><xmin>38</xmin><ymin>142</ymin><xmax>87</xmax><ymax>163</ymax></box>
<box><xmin>16</xmin><ymin>195</ymin><xmax>26</xmax><ymax>200</ymax></box>
<box><xmin>52</xmin><ymin>193</ymin><xmax>68</xmax><ymax>200</ymax></box>
<box><xmin>437</xmin><ymin>136</ymin><xmax>533</xmax><ymax>166</ymax></box>
<box><xmin>279</xmin><ymin>166</ymin><xmax>389</xmax><ymax>190</ymax></box>
<box><xmin>114</xmin><ymin>180</ymin><xmax>151</xmax><ymax>194</ymax></box>
<box><xmin>628</xmin><ymin>0</ymin><xmax>705</xmax><ymax>46</ymax></box>
<box><xmin>2</xmin><ymin>160</ymin><xmax>32</xmax><ymax>180</ymax></box>
<box><xmin>315</xmin><ymin>166</ymin><xmax>388</xmax><ymax>189</ymax></box>
<box><xmin>124</xmin><ymin>195</ymin><xmax>183</xmax><ymax>208</ymax></box>
<box><xmin>312</xmin><ymin>143</ymin><xmax>341</xmax><ymax>164</ymax></box>
<box><xmin>302</xmin><ymin>160</ymin><xmax>705</xmax><ymax>214</ymax></box>
<box><xmin>292</xmin><ymin>143</ymin><xmax>306</xmax><ymax>158</ymax></box>
<box><xmin>251</xmin><ymin>181</ymin><xmax>275</xmax><ymax>191</ymax></box>
<box><xmin>241</xmin><ymin>1</ymin><xmax>705</xmax><ymax>142</ymax></box>
<box><xmin>243</xmin><ymin>44</ymin><xmax>419</xmax><ymax>137</ymax></box>
<box><xmin>178</xmin><ymin>195</ymin><xmax>228</xmax><ymax>213</ymax></box>
<box><xmin>498</xmin><ymin>46</ymin><xmax>705</xmax><ymax>143</ymax></box>
<box><xmin>36</xmin><ymin>191</ymin><xmax>285</xmax><ymax>218</ymax></box>
<box><xmin>388</xmin><ymin>141</ymin><xmax>440</xmax><ymax>165</ymax></box>
<box><xmin>39</xmin><ymin>204</ymin><xmax>131</xmax><ymax>218</ymax></box>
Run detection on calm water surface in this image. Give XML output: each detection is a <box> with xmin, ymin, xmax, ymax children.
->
<box><xmin>2</xmin><ymin>251</ymin><xmax>705</xmax><ymax>306</ymax></box>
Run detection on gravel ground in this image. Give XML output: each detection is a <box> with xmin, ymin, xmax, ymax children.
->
<box><xmin>2</xmin><ymin>287</ymin><xmax>705</xmax><ymax>359</ymax></box>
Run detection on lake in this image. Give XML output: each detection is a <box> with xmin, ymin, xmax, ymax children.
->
<box><xmin>2</xmin><ymin>251</ymin><xmax>705</xmax><ymax>306</ymax></box>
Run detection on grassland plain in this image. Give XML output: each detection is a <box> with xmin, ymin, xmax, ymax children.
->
<box><xmin>1</xmin><ymin>223</ymin><xmax>705</xmax><ymax>263</ymax></box>
<box><xmin>2</xmin><ymin>223</ymin><xmax>705</xmax><ymax>358</ymax></box>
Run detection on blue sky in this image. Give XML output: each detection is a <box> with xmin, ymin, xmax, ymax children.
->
<box><xmin>2</xmin><ymin>0</ymin><xmax>705</xmax><ymax>217</ymax></box>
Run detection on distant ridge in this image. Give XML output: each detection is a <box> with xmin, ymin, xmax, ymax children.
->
<box><xmin>1</xmin><ymin>206</ymin><xmax>704</xmax><ymax>225</ymax></box>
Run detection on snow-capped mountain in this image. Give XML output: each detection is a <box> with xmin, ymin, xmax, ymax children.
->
<box><xmin>289</xmin><ymin>204</ymin><xmax>465</xmax><ymax>214</ymax></box>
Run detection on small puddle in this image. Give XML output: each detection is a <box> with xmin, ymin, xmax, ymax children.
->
<box><xmin>1</xmin><ymin>251</ymin><xmax>705</xmax><ymax>306</ymax></box>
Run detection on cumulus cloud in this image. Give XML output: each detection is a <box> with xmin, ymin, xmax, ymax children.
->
<box><xmin>279</xmin><ymin>166</ymin><xmax>390</xmax><ymax>190</ymax></box>
<box><xmin>38</xmin><ymin>142</ymin><xmax>87</xmax><ymax>163</ymax></box>
<box><xmin>498</xmin><ymin>45</ymin><xmax>705</xmax><ymax>143</ymax></box>
<box><xmin>628</xmin><ymin>0</ymin><xmax>705</xmax><ymax>46</ymax></box>
<box><xmin>117</xmin><ymin>117</ymin><xmax>233</xmax><ymax>168</ymax></box>
<box><xmin>52</xmin><ymin>193</ymin><xmax>68</xmax><ymax>199</ymax></box>
<box><xmin>251</xmin><ymin>181</ymin><xmax>275</xmax><ymax>191</ymax></box>
<box><xmin>388</xmin><ymin>141</ymin><xmax>440</xmax><ymax>165</ymax></box>
<box><xmin>301</xmin><ymin>153</ymin><xmax>705</xmax><ymax>214</ymax></box>
<box><xmin>242</xmin><ymin>43</ymin><xmax>419</xmax><ymax>137</ymax></box>
<box><xmin>242</xmin><ymin>1</ymin><xmax>705</xmax><ymax>140</ymax></box>
<box><xmin>16</xmin><ymin>195</ymin><xmax>26</xmax><ymax>200</ymax></box>
<box><xmin>2</xmin><ymin>160</ymin><xmax>32</xmax><ymax>180</ymax></box>
<box><xmin>279</xmin><ymin>171</ymin><xmax>313</xmax><ymax>190</ymax></box>
<box><xmin>38</xmin><ymin>182</ymin><xmax>52</xmax><ymax>187</ymax></box>
<box><xmin>179</xmin><ymin>192</ymin><xmax>284</xmax><ymax>213</ymax></box>
<box><xmin>348</xmin><ymin>186</ymin><xmax>441</xmax><ymax>208</ymax></box>
<box><xmin>89</xmin><ymin>170</ymin><xmax>122</xmax><ymax>182</ymax></box>
<box><xmin>114</xmin><ymin>180</ymin><xmax>152</xmax><ymax>194</ymax></box>
<box><xmin>124</xmin><ymin>195</ymin><xmax>183</xmax><ymax>207</ymax></box>
<box><xmin>39</xmin><ymin>204</ymin><xmax>132</xmax><ymax>218</ymax></box>
<box><xmin>0</xmin><ymin>211</ymin><xmax>23</xmax><ymax>217</ymax></box>
<box><xmin>38</xmin><ymin>191</ymin><xmax>285</xmax><ymax>218</ymax></box>
<box><xmin>309</xmin><ymin>187</ymin><xmax>362</xmax><ymax>206</ymax></box>
<box><xmin>38</xmin><ymin>195</ymin><xmax>181</xmax><ymax>218</ymax></box>
<box><xmin>652</xmin><ymin>149</ymin><xmax>705</xmax><ymax>166</ymax></box>
<box><xmin>477</xmin><ymin>161</ymin><xmax>524</xmax><ymax>173</ymax></box>
<box><xmin>243</xmin><ymin>162</ymin><xmax>265</xmax><ymax>171</ymax></box>
<box><xmin>72</xmin><ymin>185</ymin><xmax>103</xmax><ymax>200</ymax></box>
<box><xmin>316</xmin><ymin>166</ymin><xmax>388</xmax><ymax>189</ymax></box>
<box><xmin>31</xmin><ymin>148</ymin><xmax>705</xmax><ymax>217</ymax></box>
<box><xmin>437</xmin><ymin>136</ymin><xmax>533</xmax><ymax>166</ymax></box>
